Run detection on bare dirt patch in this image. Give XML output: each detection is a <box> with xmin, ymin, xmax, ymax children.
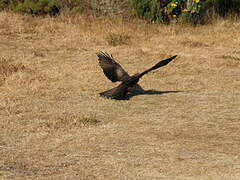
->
<box><xmin>0</xmin><ymin>12</ymin><xmax>240</xmax><ymax>179</ymax></box>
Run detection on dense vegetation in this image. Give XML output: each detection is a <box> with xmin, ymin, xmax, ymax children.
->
<box><xmin>130</xmin><ymin>0</ymin><xmax>240</xmax><ymax>24</ymax></box>
<box><xmin>0</xmin><ymin>0</ymin><xmax>239</xmax><ymax>24</ymax></box>
<box><xmin>0</xmin><ymin>0</ymin><xmax>58</xmax><ymax>15</ymax></box>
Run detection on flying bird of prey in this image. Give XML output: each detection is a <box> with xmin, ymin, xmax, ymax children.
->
<box><xmin>97</xmin><ymin>52</ymin><xmax>177</xmax><ymax>100</ymax></box>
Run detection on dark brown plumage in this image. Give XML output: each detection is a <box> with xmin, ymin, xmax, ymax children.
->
<box><xmin>97</xmin><ymin>52</ymin><xmax>130</xmax><ymax>82</ymax></box>
<box><xmin>97</xmin><ymin>51</ymin><xmax>177</xmax><ymax>100</ymax></box>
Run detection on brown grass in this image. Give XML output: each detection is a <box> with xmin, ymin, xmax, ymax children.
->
<box><xmin>0</xmin><ymin>57</ymin><xmax>26</xmax><ymax>85</ymax></box>
<box><xmin>106</xmin><ymin>32</ymin><xmax>131</xmax><ymax>46</ymax></box>
<box><xmin>0</xmin><ymin>11</ymin><xmax>240</xmax><ymax>179</ymax></box>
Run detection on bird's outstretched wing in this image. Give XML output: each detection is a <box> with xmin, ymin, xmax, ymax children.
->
<box><xmin>97</xmin><ymin>51</ymin><xmax>130</xmax><ymax>82</ymax></box>
<box><xmin>138</xmin><ymin>55</ymin><xmax>177</xmax><ymax>78</ymax></box>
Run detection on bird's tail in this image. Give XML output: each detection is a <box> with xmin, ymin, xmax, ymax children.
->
<box><xmin>138</xmin><ymin>55</ymin><xmax>177</xmax><ymax>78</ymax></box>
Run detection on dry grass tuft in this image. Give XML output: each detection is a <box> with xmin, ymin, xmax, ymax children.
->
<box><xmin>220</xmin><ymin>51</ymin><xmax>240</xmax><ymax>61</ymax></box>
<box><xmin>106</xmin><ymin>32</ymin><xmax>131</xmax><ymax>46</ymax></box>
<box><xmin>180</xmin><ymin>39</ymin><xmax>209</xmax><ymax>48</ymax></box>
<box><xmin>0</xmin><ymin>57</ymin><xmax>26</xmax><ymax>85</ymax></box>
<box><xmin>42</xmin><ymin>113</ymin><xmax>100</xmax><ymax>130</ymax></box>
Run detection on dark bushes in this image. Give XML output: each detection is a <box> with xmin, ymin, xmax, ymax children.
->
<box><xmin>129</xmin><ymin>0</ymin><xmax>240</xmax><ymax>24</ymax></box>
<box><xmin>0</xmin><ymin>0</ymin><xmax>239</xmax><ymax>24</ymax></box>
<box><xmin>212</xmin><ymin>0</ymin><xmax>240</xmax><ymax>17</ymax></box>
<box><xmin>0</xmin><ymin>0</ymin><xmax>60</xmax><ymax>15</ymax></box>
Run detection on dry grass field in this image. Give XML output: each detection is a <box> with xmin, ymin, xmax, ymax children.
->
<box><xmin>0</xmin><ymin>11</ymin><xmax>240</xmax><ymax>179</ymax></box>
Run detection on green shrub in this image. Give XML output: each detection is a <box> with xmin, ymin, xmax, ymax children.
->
<box><xmin>212</xmin><ymin>0</ymin><xmax>240</xmax><ymax>17</ymax></box>
<box><xmin>129</xmin><ymin>0</ymin><xmax>240</xmax><ymax>24</ymax></box>
<box><xmin>0</xmin><ymin>0</ymin><xmax>59</xmax><ymax>15</ymax></box>
<box><xmin>14</xmin><ymin>0</ymin><xmax>57</xmax><ymax>15</ymax></box>
<box><xmin>129</xmin><ymin>0</ymin><xmax>169</xmax><ymax>22</ymax></box>
<box><xmin>0</xmin><ymin>0</ymin><xmax>18</xmax><ymax>10</ymax></box>
<box><xmin>55</xmin><ymin>0</ymin><xmax>86</xmax><ymax>11</ymax></box>
<box><xmin>129</xmin><ymin>0</ymin><xmax>206</xmax><ymax>23</ymax></box>
<box><xmin>0</xmin><ymin>0</ymin><xmax>9</xmax><ymax>10</ymax></box>
<box><xmin>179</xmin><ymin>0</ymin><xmax>212</xmax><ymax>25</ymax></box>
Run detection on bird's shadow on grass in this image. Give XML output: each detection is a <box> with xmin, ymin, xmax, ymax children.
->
<box><xmin>125</xmin><ymin>90</ymin><xmax>182</xmax><ymax>100</ymax></box>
